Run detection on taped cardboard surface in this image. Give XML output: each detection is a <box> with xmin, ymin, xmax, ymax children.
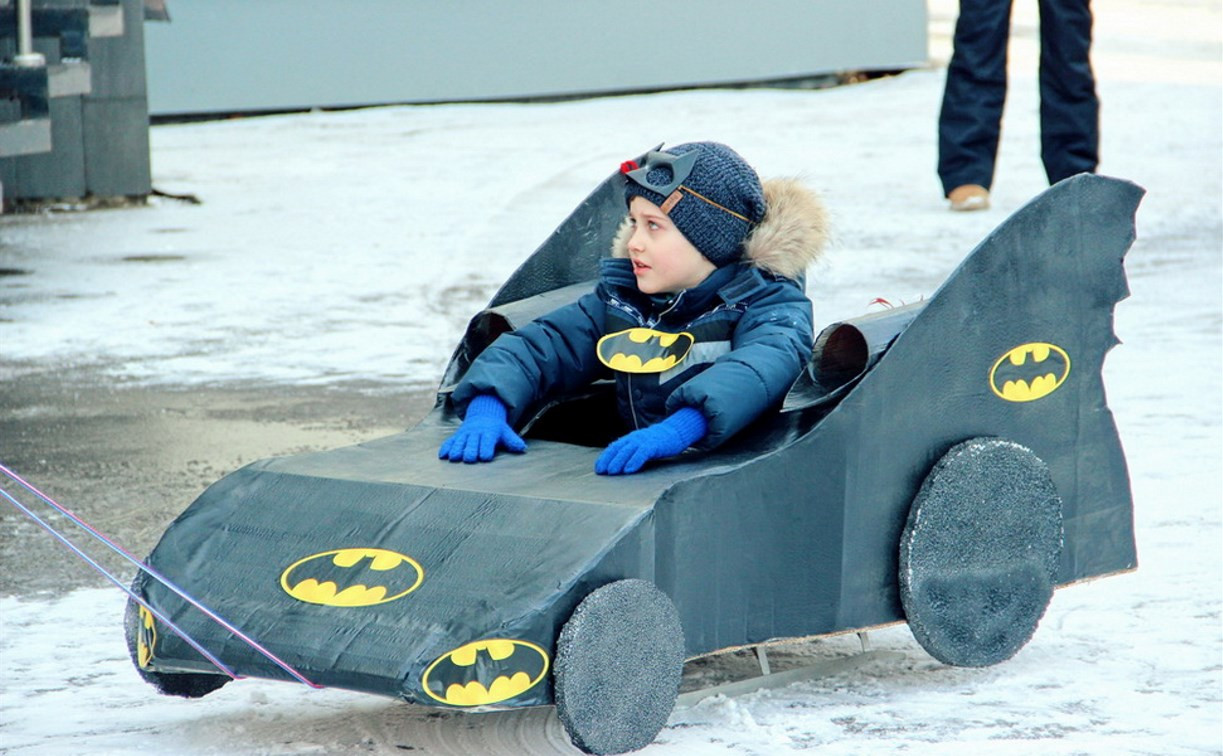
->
<box><xmin>133</xmin><ymin>173</ymin><xmax>1142</xmax><ymax>713</ymax></box>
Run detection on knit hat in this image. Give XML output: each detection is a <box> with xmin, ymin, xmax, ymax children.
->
<box><xmin>621</xmin><ymin>142</ymin><xmax>767</xmax><ymax>267</ymax></box>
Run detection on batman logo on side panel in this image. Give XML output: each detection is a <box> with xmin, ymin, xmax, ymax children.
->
<box><xmin>597</xmin><ymin>328</ymin><xmax>694</xmax><ymax>373</ymax></box>
<box><xmin>279</xmin><ymin>548</ymin><xmax>424</xmax><ymax>607</ymax></box>
<box><xmin>137</xmin><ymin>605</ymin><xmax>157</xmax><ymax>668</ymax></box>
<box><xmin>989</xmin><ymin>342</ymin><xmax>1071</xmax><ymax>402</ymax></box>
<box><xmin>421</xmin><ymin>638</ymin><xmax>550</xmax><ymax>706</ymax></box>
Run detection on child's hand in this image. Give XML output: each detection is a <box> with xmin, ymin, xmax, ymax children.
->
<box><xmin>595</xmin><ymin>407</ymin><xmax>708</xmax><ymax>475</ymax></box>
<box><xmin>439</xmin><ymin>394</ymin><xmax>527</xmax><ymax>463</ymax></box>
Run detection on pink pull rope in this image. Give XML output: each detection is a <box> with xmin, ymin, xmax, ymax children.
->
<box><xmin>2</xmin><ymin>488</ymin><xmax>242</xmax><ymax>680</ymax></box>
<box><xmin>0</xmin><ymin>462</ymin><xmax>321</xmax><ymax>689</ymax></box>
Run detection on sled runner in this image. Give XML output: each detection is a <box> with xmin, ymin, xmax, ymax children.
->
<box><xmin>122</xmin><ymin>168</ymin><xmax>1143</xmax><ymax>755</ymax></box>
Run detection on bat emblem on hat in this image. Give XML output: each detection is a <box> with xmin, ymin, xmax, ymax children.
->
<box><xmin>597</xmin><ymin>328</ymin><xmax>694</xmax><ymax>374</ymax></box>
<box><xmin>989</xmin><ymin>342</ymin><xmax>1071</xmax><ymax>402</ymax></box>
<box><xmin>421</xmin><ymin>638</ymin><xmax>550</xmax><ymax>706</ymax></box>
<box><xmin>280</xmin><ymin>548</ymin><xmax>424</xmax><ymax>607</ymax></box>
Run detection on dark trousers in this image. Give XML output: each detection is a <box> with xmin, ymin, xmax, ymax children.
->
<box><xmin>937</xmin><ymin>0</ymin><xmax>1099</xmax><ymax>195</ymax></box>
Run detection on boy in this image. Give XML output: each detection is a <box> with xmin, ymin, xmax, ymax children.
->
<box><xmin>440</xmin><ymin>141</ymin><xmax>828</xmax><ymax>474</ymax></box>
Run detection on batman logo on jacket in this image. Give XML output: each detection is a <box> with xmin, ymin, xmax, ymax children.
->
<box><xmin>989</xmin><ymin>342</ymin><xmax>1071</xmax><ymax>402</ymax></box>
<box><xmin>421</xmin><ymin>638</ymin><xmax>550</xmax><ymax>706</ymax></box>
<box><xmin>280</xmin><ymin>548</ymin><xmax>424</xmax><ymax>607</ymax></box>
<box><xmin>597</xmin><ymin>328</ymin><xmax>694</xmax><ymax>374</ymax></box>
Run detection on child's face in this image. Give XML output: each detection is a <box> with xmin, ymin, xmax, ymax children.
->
<box><xmin>626</xmin><ymin>196</ymin><xmax>717</xmax><ymax>295</ymax></box>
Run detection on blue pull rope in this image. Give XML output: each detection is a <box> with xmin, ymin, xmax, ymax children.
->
<box><xmin>0</xmin><ymin>462</ymin><xmax>322</xmax><ymax>689</ymax></box>
<box><xmin>0</xmin><ymin>487</ymin><xmax>242</xmax><ymax>680</ymax></box>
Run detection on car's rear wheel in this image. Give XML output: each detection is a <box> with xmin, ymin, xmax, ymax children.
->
<box><xmin>124</xmin><ymin>575</ymin><xmax>231</xmax><ymax>698</ymax></box>
<box><xmin>553</xmin><ymin>579</ymin><xmax>684</xmax><ymax>755</ymax></box>
<box><xmin>899</xmin><ymin>437</ymin><xmax>1063</xmax><ymax>667</ymax></box>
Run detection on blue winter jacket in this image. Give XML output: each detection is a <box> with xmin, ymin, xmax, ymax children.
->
<box><xmin>451</xmin><ymin>177</ymin><xmax>829</xmax><ymax>450</ymax></box>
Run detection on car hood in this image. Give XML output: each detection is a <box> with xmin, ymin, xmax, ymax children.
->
<box><xmin>139</xmin><ymin>416</ymin><xmax>694</xmax><ymax>701</ymax></box>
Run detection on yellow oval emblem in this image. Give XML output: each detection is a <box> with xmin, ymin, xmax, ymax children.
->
<box><xmin>989</xmin><ymin>342</ymin><xmax>1071</xmax><ymax>402</ymax></box>
<box><xmin>280</xmin><ymin>548</ymin><xmax>424</xmax><ymax>607</ymax></box>
<box><xmin>597</xmin><ymin>328</ymin><xmax>694</xmax><ymax>374</ymax></box>
<box><xmin>421</xmin><ymin>638</ymin><xmax>551</xmax><ymax>706</ymax></box>
<box><xmin>137</xmin><ymin>605</ymin><xmax>157</xmax><ymax>669</ymax></box>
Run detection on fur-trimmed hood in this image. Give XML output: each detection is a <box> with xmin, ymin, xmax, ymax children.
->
<box><xmin>611</xmin><ymin>178</ymin><xmax>829</xmax><ymax>280</ymax></box>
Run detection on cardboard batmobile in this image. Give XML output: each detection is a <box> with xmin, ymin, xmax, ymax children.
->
<box><xmin>127</xmin><ymin>170</ymin><xmax>1142</xmax><ymax>755</ymax></box>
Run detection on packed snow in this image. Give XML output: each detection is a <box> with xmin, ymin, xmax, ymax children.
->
<box><xmin>1</xmin><ymin>0</ymin><xmax>1220</xmax><ymax>753</ymax></box>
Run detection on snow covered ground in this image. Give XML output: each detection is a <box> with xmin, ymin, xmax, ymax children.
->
<box><xmin>2</xmin><ymin>0</ymin><xmax>1220</xmax><ymax>753</ymax></box>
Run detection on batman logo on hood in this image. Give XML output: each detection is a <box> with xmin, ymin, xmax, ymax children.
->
<box><xmin>421</xmin><ymin>638</ymin><xmax>550</xmax><ymax>706</ymax></box>
<box><xmin>280</xmin><ymin>548</ymin><xmax>424</xmax><ymax>607</ymax></box>
<box><xmin>990</xmin><ymin>342</ymin><xmax>1071</xmax><ymax>402</ymax></box>
<box><xmin>597</xmin><ymin>328</ymin><xmax>694</xmax><ymax>374</ymax></box>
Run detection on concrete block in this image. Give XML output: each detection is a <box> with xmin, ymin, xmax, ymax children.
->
<box><xmin>89</xmin><ymin>4</ymin><xmax>125</xmax><ymax>37</ymax></box>
<box><xmin>0</xmin><ymin>64</ymin><xmax>50</xmax><ymax>119</ymax></box>
<box><xmin>13</xmin><ymin>95</ymin><xmax>86</xmax><ymax>198</ymax></box>
<box><xmin>83</xmin><ymin>96</ymin><xmax>150</xmax><ymax>196</ymax></box>
<box><xmin>48</xmin><ymin>61</ymin><xmax>93</xmax><ymax>97</ymax></box>
<box><xmin>33</xmin><ymin>35</ymin><xmax>61</xmax><ymax>65</ymax></box>
<box><xmin>0</xmin><ymin>118</ymin><xmax>53</xmax><ymax>157</ymax></box>
<box><xmin>0</xmin><ymin>98</ymin><xmax>20</xmax><ymax>126</ymax></box>
<box><xmin>84</xmin><ymin>0</ymin><xmax>146</xmax><ymax>99</ymax></box>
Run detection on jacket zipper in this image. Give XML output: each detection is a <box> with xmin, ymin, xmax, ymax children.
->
<box><xmin>630</xmin><ymin>291</ymin><xmax>687</xmax><ymax>429</ymax></box>
<box><xmin>646</xmin><ymin>290</ymin><xmax>685</xmax><ymax>327</ymax></box>
<box><xmin>628</xmin><ymin>374</ymin><xmax>639</xmax><ymax>430</ymax></box>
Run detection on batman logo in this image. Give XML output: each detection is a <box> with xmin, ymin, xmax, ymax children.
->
<box><xmin>137</xmin><ymin>605</ymin><xmax>157</xmax><ymax>669</ymax></box>
<box><xmin>280</xmin><ymin>548</ymin><xmax>424</xmax><ymax>607</ymax></box>
<box><xmin>597</xmin><ymin>328</ymin><xmax>694</xmax><ymax>373</ymax></box>
<box><xmin>421</xmin><ymin>638</ymin><xmax>550</xmax><ymax>706</ymax></box>
<box><xmin>990</xmin><ymin>342</ymin><xmax>1071</xmax><ymax>402</ymax></box>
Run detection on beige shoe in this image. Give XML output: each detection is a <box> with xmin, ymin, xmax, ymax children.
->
<box><xmin>948</xmin><ymin>184</ymin><xmax>990</xmax><ymax>211</ymax></box>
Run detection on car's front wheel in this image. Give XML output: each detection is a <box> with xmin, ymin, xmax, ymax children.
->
<box><xmin>899</xmin><ymin>437</ymin><xmax>1063</xmax><ymax>667</ymax></box>
<box><xmin>124</xmin><ymin>575</ymin><xmax>231</xmax><ymax>699</ymax></box>
<box><xmin>553</xmin><ymin>579</ymin><xmax>684</xmax><ymax>755</ymax></box>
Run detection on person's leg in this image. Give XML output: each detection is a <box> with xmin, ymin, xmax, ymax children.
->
<box><xmin>1038</xmin><ymin>0</ymin><xmax>1099</xmax><ymax>183</ymax></box>
<box><xmin>938</xmin><ymin>0</ymin><xmax>1014</xmax><ymax>196</ymax></box>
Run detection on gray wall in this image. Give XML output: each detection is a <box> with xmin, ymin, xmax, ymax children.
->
<box><xmin>146</xmin><ymin>1</ymin><xmax>928</xmax><ymax>116</ymax></box>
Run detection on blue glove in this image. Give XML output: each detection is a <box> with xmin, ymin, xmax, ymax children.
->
<box><xmin>595</xmin><ymin>407</ymin><xmax>708</xmax><ymax>475</ymax></box>
<box><xmin>439</xmin><ymin>394</ymin><xmax>527</xmax><ymax>463</ymax></box>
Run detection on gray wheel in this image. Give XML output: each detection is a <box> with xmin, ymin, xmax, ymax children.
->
<box><xmin>124</xmin><ymin>574</ymin><xmax>230</xmax><ymax>698</ymax></box>
<box><xmin>554</xmin><ymin>579</ymin><xmax>684</xmax><ymax>755</ymax></box>
<box><xmin>899</xmin><ymin>437</ymin><xmax>1063</xmax><ymax>667</ymax></box>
